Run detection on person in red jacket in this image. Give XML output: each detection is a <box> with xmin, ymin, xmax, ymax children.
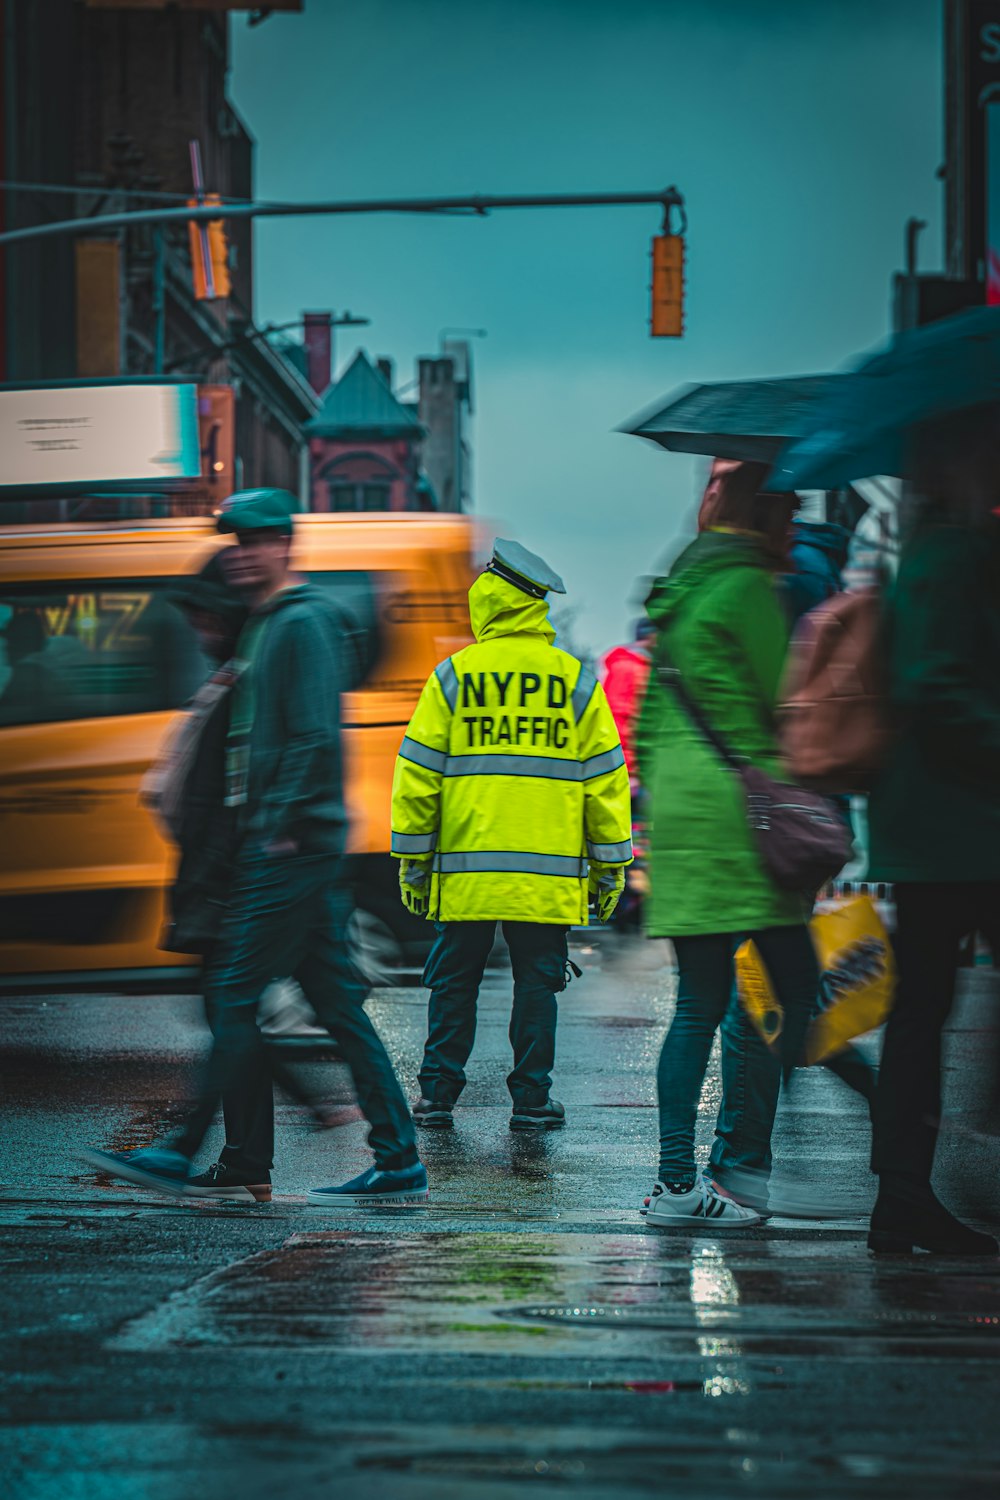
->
<box><xmin>600</xmin><ymin>620</ymin><xmax>654</xmax><ymax>790</ymax></box>
<box><xmin>599</xmin><ymin>620</ymin><xmax>655</xmax><ymax>935</ymax></box>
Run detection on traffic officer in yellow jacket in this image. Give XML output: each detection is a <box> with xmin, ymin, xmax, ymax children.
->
<box><xmin>390</xmin><ymin>539</ymin><xmax>632</xmax><ymax>1131</ymax></box>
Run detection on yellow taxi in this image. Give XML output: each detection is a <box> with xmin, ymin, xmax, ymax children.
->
<box><xmin>0</xmin><ymin>513</ymin><xmax>477</xmax><ymax>988</ymax></box>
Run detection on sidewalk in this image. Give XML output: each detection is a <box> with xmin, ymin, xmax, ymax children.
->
<box><xmin>2</xmin><ymin>940</ymin><xmax>998</xmax><ymax>1228</ymax></box>
<box><xmin>3</xmin><ymin>950</ymin><xmax>1000</xmax><ymax>1499</ymax></box>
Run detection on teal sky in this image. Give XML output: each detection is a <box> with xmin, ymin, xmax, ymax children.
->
<box><xmin>232</xmin><ymin>0</ymin><xmax>942</xmax><ymax>652</ymax></box>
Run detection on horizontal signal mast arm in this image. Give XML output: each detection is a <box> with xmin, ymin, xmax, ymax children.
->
<box><xmin>0</xmin><ymin>188</ymin><xmax>686</xmax><ymax>248</ymax></box>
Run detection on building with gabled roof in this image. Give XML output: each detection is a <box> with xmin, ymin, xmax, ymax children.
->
<box><xmin>305</xmin><ymin>350</ymin><xmax>428</xmax><ymax>513</ymax></box>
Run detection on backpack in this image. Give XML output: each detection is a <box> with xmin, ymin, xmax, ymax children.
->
<box><xmin>780</xmin><ymin>588</ymin><xmax>891</xmax><ymax>794</ymax></box>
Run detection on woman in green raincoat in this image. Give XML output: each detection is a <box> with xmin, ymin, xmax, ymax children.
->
<box><xmin>636</xmin><ymin>461</ymin><xmax>817</xmax><ymax>1229</ymax></box>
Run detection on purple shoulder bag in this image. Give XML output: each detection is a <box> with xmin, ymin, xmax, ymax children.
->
<box><xmin>657</xmin><ymin>662</ymin><xmax>853</xmax><ymax>894</ymax></box>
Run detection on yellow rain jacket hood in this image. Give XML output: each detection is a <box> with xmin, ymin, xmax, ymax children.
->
<box><xmin>391</xmin><ymin>571</ymin><xmax>632</xmax><ymax>924</ymax></box>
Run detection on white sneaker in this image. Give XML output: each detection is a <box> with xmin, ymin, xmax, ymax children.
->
<box><xmin>701</xmin><ymin>1167</ymin><xmax>772</xmax><ymax>1220</ymax></box>
<box><xmin>641</xmin><ymin>1180</ymin><xmax>763</xmax><ymax>1229</ymax></box>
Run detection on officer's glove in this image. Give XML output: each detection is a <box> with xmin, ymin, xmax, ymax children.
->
<box><xmin>588</xmin><ymin>862</ymin><xmax>625</xmax><ymax>924</ymax></box>
<box><xmin>398</xmin><ymin>857</ymin><xmax>432</xmax><ymax>916</ymax></box>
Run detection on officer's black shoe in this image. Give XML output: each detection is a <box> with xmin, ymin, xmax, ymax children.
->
<box><xmin>413</xmin><ymin>1097</ymin><xmax>454</xmax><ymax>1129</ymax></box>
<box><xmin>868</xmin><ymin>1186</ymin><xmax>998</xmax><ymax>1256</ymax></box>
<box><xmin>510</xmin><ymin>1098</ymin><xmax>566</xmax><ymax>1132</ymax></box>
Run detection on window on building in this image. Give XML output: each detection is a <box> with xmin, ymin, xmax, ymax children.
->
<box><xmin>328</xmin><ymin>481</ymin><xmax>391</xmax><ymax>512</ymax></box>
<box><xmin>329</xmin><ymin>483</ymin><xmax>356</xmax><ymax>512</ymax></box>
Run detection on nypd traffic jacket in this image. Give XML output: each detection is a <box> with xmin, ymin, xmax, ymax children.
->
<box><xmin>390</xmin><ymin>570</ymin><xmax>632</xmax><ymax>924</ymax></box>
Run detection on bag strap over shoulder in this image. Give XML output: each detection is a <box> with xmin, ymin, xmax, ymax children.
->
<box><xmin>655</xmin><ymin>648</ymin><xmax>746</xmax><ymax>774</ymax></box>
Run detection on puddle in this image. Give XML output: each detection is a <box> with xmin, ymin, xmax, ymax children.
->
<box><xmin>110</xmin><ymin>1230</ymin><xmax>1000</xmax><ymax>1362</ymax></box>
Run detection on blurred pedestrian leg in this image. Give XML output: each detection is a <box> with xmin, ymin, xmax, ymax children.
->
<box><xmin>711</xmin><ymin>933</ymin><xmax>878</xmax><ymax>1194</ymax></box>
<box><xmin>872</xmin><ymin>882</ymin><xmax>1000</xmax><ymax>1188</ymax></box>
<box><xmin>203</xmin><ymin>991</ymin><xmax>344</xmax><ymax>1186</ymax></box>
<box><xmin>175</xmin><ymin>853</ymin><xmax>418</xmax><ymax>1175</ymax></box>
<box><xmin>822</xmin><ymin>1041</ymin><xmax>877</xmax><ymax>1117</ymax></box>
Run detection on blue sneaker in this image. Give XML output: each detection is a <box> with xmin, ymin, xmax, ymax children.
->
<box><xmin>81</xmin><ymin>1147</ymin><xmax>191</xmax><ymax>1197</ymax></box>
<box><xmin>306</xmin><ymin>1162</ymin><xmax>428</xmax><ymax>1207</ymax></box>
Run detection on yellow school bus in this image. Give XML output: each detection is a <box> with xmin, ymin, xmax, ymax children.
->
<box><xmin>0</xmin><ymin>514</ymin><xmax>477</xmax><ymax>988</ymax></box>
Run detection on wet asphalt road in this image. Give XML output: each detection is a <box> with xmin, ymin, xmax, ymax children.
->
<box><xmin>2</xmin><ymin>940</ymin><xmax>1000</xmax><ymax>1499</ymax></box>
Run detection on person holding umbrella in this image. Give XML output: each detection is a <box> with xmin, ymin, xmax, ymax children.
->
<box><xmin>635</xmin><ymin>460</ymin><xmax>820</xmax><ymax>1229</ymax></box>
<box><xmin>776</xmin><ymin>311</ymin><xmax>1000</xmax><ymax>1257</ymax></box>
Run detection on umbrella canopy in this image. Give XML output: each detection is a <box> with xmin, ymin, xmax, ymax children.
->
<box><xmin>620</xmin><ymin>375</ymin><xmax>847</xmax><ymax>463</ymax></box>
<box><xmin>772</xmin><ymin>307</ymin><xmax>1000</xmax><ymax>490</ymax></box>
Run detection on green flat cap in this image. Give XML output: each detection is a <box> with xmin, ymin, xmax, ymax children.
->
<box><xmin>216</xmin><ymin>488</ymin><xmax>297</xmax><ymax>535</ymax></box>
<box><xmin>486</xmin><ymin>538</ymin><xmax>566</xmax><ymax>599</ymax></box>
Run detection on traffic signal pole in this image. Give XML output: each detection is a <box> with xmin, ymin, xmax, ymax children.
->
<box><xmin>0</xmin><ymin>185</ymin><xmax>688</xmax><ymax>349</ymax></box>
<box><xmin>0</xmin><ymin>187</ymin><xmax>686</xmax><ymax>248</ymax></box>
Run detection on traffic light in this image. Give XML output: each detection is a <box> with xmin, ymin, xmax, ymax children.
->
<box><xmin>650</xmin><ymin>232</ymin><xmax>684</xmax><ymax>337</ymax></box>
<box><xmin>187</xmin><ymin>194</ymin><xmax>231</xmax><ymax>301</ymax></box>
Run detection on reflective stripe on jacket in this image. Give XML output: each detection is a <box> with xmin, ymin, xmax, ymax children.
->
<box><xmin>390</xmin><ymin>571</ymin><xmax>632</xmax><ymax>923</ymax></box>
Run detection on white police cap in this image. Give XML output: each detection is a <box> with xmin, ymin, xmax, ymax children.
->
<box><xmin>486</xmin><ymin>538</ymin><xmax>566</xmax><ymax>599</ymax></box>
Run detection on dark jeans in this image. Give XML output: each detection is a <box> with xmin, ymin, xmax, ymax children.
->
<box><xmin>214</xmin><ymin>1036</ymin><xmax>321</xmax><ymax>1181</ymax></box>
<box><xmin>658</xmin><ymin>925</ymin><xmax>819</xmax><ymax>1184</ymax></box>
<box><xmin>711</xmin><ymin>978</ymin><xmax>877</xmax><ymax>1184</ymax></box>
<box><xmin>872</xmin><ymin>881</ymin><xmax>1000</xmax><ymax>1190</ymax></box>
<box><xmin>418</xmin><ymin>921</ymin><xmax>569</xmax><ymax>1108</ymax></box>
<box><xmin>174</xmin><ymin>852</ymin><xmax>417</xmax><ymax>1174</ymax></box>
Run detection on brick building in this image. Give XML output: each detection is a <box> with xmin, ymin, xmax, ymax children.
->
<box><xmin>417</xmin><ymin>340</ymin><xmax>474</xmax><ymax>513</ymax></box>
<box><xmin>306</xmin><ymin>351</ymin><xmax>427</xmax><ymax>514</ymax></box>
<box><xmin>301</xmin><ymin>333</ymin><xmax>474</xmax><ymax>515</ymax></box>
<box><xmin>1</xmin><ymin>0</ymin><xmax>312</xmax><ymax>499</ymax></box>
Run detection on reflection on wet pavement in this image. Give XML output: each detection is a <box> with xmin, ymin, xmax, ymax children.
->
<box><xmin>114</xmin><ymin>1229</ymin><xmax>1000</xmax><ymax>1362</ymax></box>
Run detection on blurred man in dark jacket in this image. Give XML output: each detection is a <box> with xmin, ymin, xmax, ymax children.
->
<box><xmin>141</xmin><ymin>553</ymin><xmax>342</xmax><ymax>1196</ymax></box>
<box><xmin>86</xmin><ymin>491</ymin><xmax>426</xmax><ymax>1208</ymax></box>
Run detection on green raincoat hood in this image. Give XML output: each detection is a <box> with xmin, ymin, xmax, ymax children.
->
<box><xmin>645</xmin><ymin>530</ymin><xmax>768</xmax><ymax>632</ymax></box>
<box><xmin>468</xmin><ymin>571</ymin><xmax>557</xmax><ymax>644</ymax></box>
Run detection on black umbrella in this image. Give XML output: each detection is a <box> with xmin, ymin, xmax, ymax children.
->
<box><xmin>621</xmin><ymin>375</ymin><xmax>848</xmax><ymax>464</ymax></box>
<box><xmin>773</xmin><ymin>307</ymin><xmax>1000</xmax><ymax>489</ymax></box>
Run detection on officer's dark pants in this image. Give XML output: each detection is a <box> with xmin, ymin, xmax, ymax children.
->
<box><xmin>418</xmin><ymin>921</ymin><xmax>569</xmax><ymax>1108</ymax></box>
<box><xmin>174</xmin><ymin>852</ymin><xmax>418</xmax><ymax>1175</ymax></box>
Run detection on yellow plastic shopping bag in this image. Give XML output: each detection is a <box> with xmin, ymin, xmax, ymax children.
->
<box><xmin>806</xmin><ymin>895</ymin><xmax>896</xmax><ymax>1063</ymax></box>
<box><xmin>734</xmin><ymin>940</ymin><xmax>784</xmax><ymax>1047</ymax></box>
<box><xmin>736</xmin><ymin>896</ymin><xmax>895</xmax><ymax>1064</ymax></box>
